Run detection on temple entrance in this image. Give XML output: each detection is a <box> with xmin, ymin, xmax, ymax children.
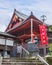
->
<box><xmin>0</xmin><ymin>50</ymin><xmax>10</xmax><ymax>57</ymax></box>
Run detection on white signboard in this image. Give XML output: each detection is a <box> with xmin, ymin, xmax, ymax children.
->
<box><xmin>6</xmin><ymin>40</ymin><xmax>13</xmax><ymax>46</ymax></box>
<box><xmin>0</xmin><ymin>38</ymin><xmax>5</xmax><ymax>45</ymax></box>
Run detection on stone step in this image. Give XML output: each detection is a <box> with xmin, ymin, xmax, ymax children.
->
<box><xmin>2</xmin><ymin>57</ymin><xmax>41</xmax><ymax>62</ymax></box>
<box><xmin>2</xmin><ymin>58</ymin><xmax>44</xmax><ymax>65</ymax></box>
<box><xmin>2</xmin><ymin>62</ymin><xmax>44</xmax><ymax>65</ymax></box>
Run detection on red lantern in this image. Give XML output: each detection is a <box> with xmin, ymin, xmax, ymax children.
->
<box><xmin>39</xmin><ymin>25</ymin><xmax>48</xmax><ymax>45</ymax></box>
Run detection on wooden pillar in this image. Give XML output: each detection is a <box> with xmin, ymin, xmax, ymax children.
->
<box><xmin>4</xmin><ymin>38</ymin><xmax>8</xmax><ymax>58</ymax></box>
<box><xmin>31</xmin><ymin>18</ymin><xmax>34</xmax><ymax>42</ymax></box>
<box><xmin>43</xmin><ymin>45</ymin><xmax>46</xmax><ymax>56</ymax></box>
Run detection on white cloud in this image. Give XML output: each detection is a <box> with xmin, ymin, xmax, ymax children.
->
<box><xmin>0</xmin><ymin>0</ymin><xmax>52</xmax><ymax>32</ymax></box>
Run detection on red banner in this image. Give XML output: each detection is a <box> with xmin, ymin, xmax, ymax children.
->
<box><xmin>39</xmin><ymin>25</ymin><xmax>48</xmax><ymax>45</ymax></box>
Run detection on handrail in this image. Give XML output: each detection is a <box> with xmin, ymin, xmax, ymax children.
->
<box><xmin>36</xmin><ymin>54</ymin><xmax>49</xmax><ymax>65</ymax></box>
<box><xmin>22</xmin><ymin>45</ymin><xmax>49</xmax><ymax>65</ymax></box>
<box><xmin>22</xmin><ymin>46</ymin><xmax>29</xmax><ymax>55</ymax></box>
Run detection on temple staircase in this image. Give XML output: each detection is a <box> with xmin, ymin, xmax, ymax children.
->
<box><xmin>1</xmin><ymin>45</ymin><xmax>49</xmax><ymax>65</ymax></box>
<box><xmin>2</xmin><ymin>57</ymin><xmax>45</xmax><ymax>65</ymax></box>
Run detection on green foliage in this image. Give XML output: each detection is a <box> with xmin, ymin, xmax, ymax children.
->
<box><xmin>49</xmin><ymin>43</ymin><xmax>52</xmax><ymax>50</ymax></box>
<box><xmin>49</xmin><ymin>26</ymin><xmax>52</xmax><ymax>31</ymax></box>
<box><xmin>49</xmin><ymin>43</ymin><xmax>52</xmax><ymax>56</ymax></box>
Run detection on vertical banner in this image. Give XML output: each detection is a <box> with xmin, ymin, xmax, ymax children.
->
<box><xmin>39</xmin><ymin>25</ymin><xmax>48</xmax><ymax>45</ymax></box>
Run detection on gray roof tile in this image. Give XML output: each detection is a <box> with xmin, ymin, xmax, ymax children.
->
<box><xmin>15</xmin><ymin>10</ymin><xmax>28</xmax><ymax>19</ymax></box>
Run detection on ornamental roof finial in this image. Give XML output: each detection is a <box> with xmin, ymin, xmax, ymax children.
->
<box><xmin>31</xmin><ymin>11</ymin><xmax>33</xmax><ymax>15</ymax></box>
<box><xmin>14</xmin><ymin>9</ymin><xmax>16</xmax><ymax>11</ymax></box>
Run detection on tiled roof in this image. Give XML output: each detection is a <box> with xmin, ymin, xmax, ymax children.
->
<box><xmin>6</xmin><ymin>10</ymin><xmax>43</xmax><ymax>32</ymax></box>
<box><xmin>0</xmin><ymin>32</ymin><xmax>16</xmax><ymax>38</ymax></box>
<box><xmin>7</xmin><ymin>14</ymin><xmax>43</xmax><ymax>32</ymax></box>
<box><xmin>6</xmin><ymin>9</ymin><xmax>28</xmax><ymax>32</ymax></box>
<box><xmin>15</xmin><ymin>10</ymin><xmax>28</xmax><ymax>20</ymax></box>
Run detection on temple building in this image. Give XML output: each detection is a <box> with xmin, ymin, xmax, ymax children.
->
<box><xmin>5</xmin><ymin>9</ymin><xmax>52</xmax><ymax>56</ymax></box>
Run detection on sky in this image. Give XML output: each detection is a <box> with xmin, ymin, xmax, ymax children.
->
<box><xmin>0</xmin><ymin>0</ymin><xmax>52</xmax><ymax>32</ymax></box>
